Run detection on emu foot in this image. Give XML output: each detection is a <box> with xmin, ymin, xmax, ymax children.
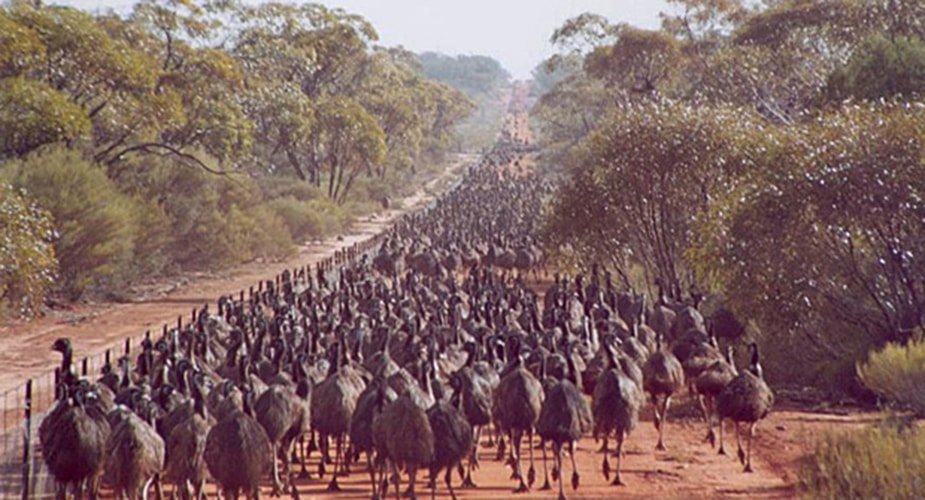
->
<box><xmin>496</xmin><ymin>442</ymin><xmax>506</xmax><ymax>461</ymax></box>
<box><xmin>656</xmin><ymin>440</ymin><xmax>667</xmax><ymax>451</ymax></box>
<box><xmin>513</xmin><ymin>481</ymin><xmax>529</xmax><ymax>493</ymax></box>
<box><xmin>540</xmin><ymin>479</ymin><xmax>551</xmax><ymax>491</ymax></box>
<box><xmin>718</xmin><ymin>445</ymin><xmax>727</xmax><ymax>456</ymax></box>
<box><xmin>744</xmin><ymin>464</ymin><xmax>754</xmax><ymax>473</ymax></box>
<box><xmin>460</xmin><ymin>474</ymin><xmax>477</xmax><ymax>489</ymax></box>
<box><xmin>325</xmin><ymin>479</ymin><xmax>341</xmax><ymax>492</ymax></box>
<box><xmin>611</xmin><ymin>475</ymin><xmax>625</xmax><ymax>486</ymax></box>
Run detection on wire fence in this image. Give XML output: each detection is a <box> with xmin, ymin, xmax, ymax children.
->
<box><xmin>0</xmin><ymin>228</ymin><xmax>391</xmax><ymax>499</ymax></box>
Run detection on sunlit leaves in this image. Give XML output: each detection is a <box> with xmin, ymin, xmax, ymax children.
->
<box><xmin>0</xmin><ymin>183</ymin><xmax>57</xmax><ymax>319</ymax></box>
<box><xmin>695</xmin><ymin>102</ymin><xmax>925</xmax><ymax>349</ymax></box>
<box><xmin>0</xmin><ymin>77</ymin><xmax>91</xmax><ymax>157</ymax></box>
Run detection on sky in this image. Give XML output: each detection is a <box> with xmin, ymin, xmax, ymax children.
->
<box><xmin>55</xmin><ymin>0</ymin><xmax>671</xmax><ymax>79</ymax></box>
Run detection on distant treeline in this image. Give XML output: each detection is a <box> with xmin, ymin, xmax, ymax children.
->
<box><xmin>0</xmin><ymin>1</ymin><xmax>508</xmax><ymax>317</ymax></box>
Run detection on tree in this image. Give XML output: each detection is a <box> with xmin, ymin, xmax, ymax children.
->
<box><xmin>310</xmin><ymin>96</ymin><xmax>386</xmax><ymax>204</ymax></box>
<box><xmin>585</xmin><ymin>26</ymin><xmax>682</xmax><ymax>97</ymax></box>
<box><xmin>692</xmin><ymin>102</ymin><xmax>925</xmax><ymax>381</ymax></box>
<box><xmin>544</xmin><ymin>101</ymin><xmax>765</xmax><ymax>299</ymax></box>
<box><xmin>0</xmin><ymin>183</ymin><xmax>57</xmax><ymax>319</ymax></box>
<box><xmin>824</xmin><ymin>34</ymin><xmax>925</xmax><ymax>102</ymax></box>
<box><xmin>5</xmin><ymin>148</ymin><xmax>138</xmax><ymax>299</ymax></box>
<box><xmin>0</xmin><ymin>77</ymin><xmax>91</xmax><ymax>157</ymax></box>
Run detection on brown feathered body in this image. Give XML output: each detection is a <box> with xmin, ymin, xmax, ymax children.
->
<box><xmin>592</xmin><ymin>364</ymin><xmax>641</xmax><ymax>440</ymax></box>
<box><xmin>642</xmin><ymin>350</ymin><xmax>685</xmax><ymax>398</ymax></box>
<box><xmin>104</xmin><ymin>411</ymin><xmax>166</xmax><ymax>500</ymax></box>
<box><xmin>427</xmin><ymin>400</ymin><xmax>473</xmax><ymax>471</ymax></box>
<box><xmin>165</xmin><ymin>412</ymin><xmax>214</xmax><ymax>492</ymax></box>
<box><xmin>537</xmin><ymin>379</ymin><xmax>592</xmax><ymax>443</ymax></box>
<box><xmin>39</xmin><ymin>397</ymin><xmax>111</xmax><ymax>493</ymax></box>
<box><xmin>717</xmin><ymin>372</ymin><xmax>774</xmax><ymax>423</ymax></box>
<box><xmin>312</xmin><ymin>372</ymin><xmax>362</xmax><ymax>436</ymax></box>
<box><xmin>378</xmin><ymin>393</ymin><xmax>434</xmax><ymax>469</ymax></box>
<box><xmin>204</xmin><ymin>408</ymin><xmax>272</xmax><ymax>496</ymax></box>
<box><xmin>493</xmin><ymin>365</ymin><xmax>543</xmax><ymax>433</ymax></box>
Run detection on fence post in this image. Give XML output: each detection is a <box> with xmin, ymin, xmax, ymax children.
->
<box><xmin>22</xmin><ymin>379</ymin><xmax>32</xmax><ymax>500</ymax></box>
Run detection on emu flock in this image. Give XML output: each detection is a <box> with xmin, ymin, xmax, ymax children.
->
<box><xmin>37</xmin><ymin>123</ymin><xmax>773</xmax><ymax>500</ymax></box>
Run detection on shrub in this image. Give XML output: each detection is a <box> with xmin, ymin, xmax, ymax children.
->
<box><xmin>800</xmin><ymin>424</ymin><xmax>925</xmax><ymax>499</ymax></box>
<box><xmin>267</xmin><ymin>196</ymin><xmax>347</xmax><ymax>242</ymax></box>
<box><xmin>0</xmin><ymin>183</ymin><xmax>57</xmax><ymax>318</ymax></box>
<box><xmin>857</xmin><ymin>338</ymin><xmax>925</xmax><ymax>416</ymax></box>
<box><xmin>112</xmin><ymin>156</ymin><xmax>295</xmax><ymax>270</ymax></box>
<box><xmin>4</xmin><ymin>148</ymin><xmax>138</xmax><ymax>299</ymax></box>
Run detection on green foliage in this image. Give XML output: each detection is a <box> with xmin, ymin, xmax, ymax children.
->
<box><xmin>825</xmin><ymin>35</ymin><xmax>925</xmax><ymax>102</ymax></box>
<box><xmin>4</xmin><ymin>148</ymin><xmax>137</xmax><ymax>299</ymax></box>
<box><xmin>544</xmin><ymin>101</ymin><xmax>765</xmax><ymax>299</ymax></box>
<box><xmin>535</xmin><ymin>0</ymin><xmax>925</xmax><ymax>398</ymax></box>
<box><xmin>857</xmin><ymin>338</ymin><xmax>925</xmax><ymax>416</ymax></box>
<box><xmin>800</xmin><ymin>424</ymin><xmax>925</xmax><ymax>500</ymax></box>
<box><xmin>585</xmin><ymin>27</ymin><xmax>681</xmax><ymax>95</ymax></box>
<box><xmin>111</xmin><ymin>155</ymin><xmax>294</xmax><ymax>271</ymax></box>
<box><xmin>0</xmin><ymin>0</ymin><xmax>476</xmax><ymax>310</ymax></box>
<box><xmin>267</xmin><ymin>197</ymin><xmax>347</xmax><ymax>242</ymax></box>
<box><xmin>0</xmin><ymin>77</ymin><xmax>91</xmax><ymax>157</ymax></box>
<box><xmin>0</xmin><ymin>183</ymin><xmax>57</xmax><ymax>319</ymax></box>
<box><xmin>693</xmin><ymin>103</ymin><xmax>925</xmax><ymax>390</ymax></box>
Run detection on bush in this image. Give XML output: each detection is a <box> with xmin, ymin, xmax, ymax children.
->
<box><xmin>800</xmin><ymin>424</ymin><xmax>925</xmax><ymax>499</ymax></box>
<box><xmin>857</xmin><ymin>338</ymin><xmax>925</xmax><ymax>416</ymax></box>
<box><xmin>4</xmin><ymin>148</ymin><xmax>138</xmax><ymax>299</ymax></box>
<box><xmin>267</xmin><ymin>196</ymin><xmax>347</xmax><ymax>242</ymax></box>
<box><xmin>112</xmin><ymin>156</ymin><xmax>295</xmax><ymax>270</ymax></box>
<box><xmin>0</xmin><ymin>183</ymin><xmax>57</xmax><ymax>318</ymax></box>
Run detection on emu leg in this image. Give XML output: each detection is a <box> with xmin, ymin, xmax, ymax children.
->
<box><xmin>540</xmin><ymin>439</ymin><xmax>551</xmax><ymax>490</ymax></box>
<box><xmin>368</xmin><ymin>451</ymin><xmax>379</xmax><ymax>500</ymax></box>
<box><xmin>734</xmin><ymin>422</ymin><xmax>745</xmax><ymax>465</ymax></box>
<box><xmin>654</xmin><ymin>398</ymin><xmax>665</xmax><ymax>450</ymax></box>
<box><xmin>554</xmin><ymin>443</ymin><xmax>565</xmax><ymax>500</ymax></box>
<box><xmin>496</xmin><ymin>431</ymin><xmax>506</xmax><ymax>461</ymax></box>
<box><xmin>601</xmin><ymin>433</ymin><xmax>610</xmax><ymax>480</ymax></box>
<box><xmin>704</xmin><ymin>396</ymin><xmax>716</xmax><ymax>447</ymax></box>
<box><xmin>299</xmin><ymin>436</ymin><xmax>310</xmax><ymax>478</ymax></box>
<box><xmin>569</xmin><ymin>441</ymin><xmax>579</xmax><ymax>490</ymax></box>
<box><xmin>271</xmin><ymin>443</ymin><xmax>284</xmax><ymax>495</ymax></box>
<box><xmin>612</xmin><ymin>431</ymin><xmax>625</xmax><ymax>486</ymax></box>
<box><xmin>326</xmin><ymin>436</ymin><xmax>342</xmax><ymax>491</ymax></box>
<box><xmin>445</xmin><ymin>466</ymin><xmax>459</xmax><ymax>500</ymax></box>
<box><xmin>318</xmin><ymin>434</ymin><xmax>328</xmax><ymax>477</ymax></box>
<box><xmin>527</xmin><ymin>428</ymin><xmax>537</xmax><ymax>487</ymax></box>
<box><xmin>718</xmin><ymin>418</ymin><xmax>727</xmax><ymax>455</ymax></box>
<box><xmin>408</xmin><ymin>465</ymin><xmax>419</xmax><ymax>500</ymax></box>
<box><xmin>513</xmin><ymin>430</ymin><xmax>528</xmax><ymax>492</ymax></box>
<box><xmin>744</xmin><ymin>422</ymin><xmax>756</xmax><ymax>473</ymax></box>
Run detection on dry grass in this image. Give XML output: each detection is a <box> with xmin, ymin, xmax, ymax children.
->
<box><xmin>857</xmin><ymin>338</ymin><xmax>925</xmax><ymax>416</ymax></box>
<box><xmin>800</xmin><ymin>423</ymin><xmax>925</xmax><ymax>499</ymax></box>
